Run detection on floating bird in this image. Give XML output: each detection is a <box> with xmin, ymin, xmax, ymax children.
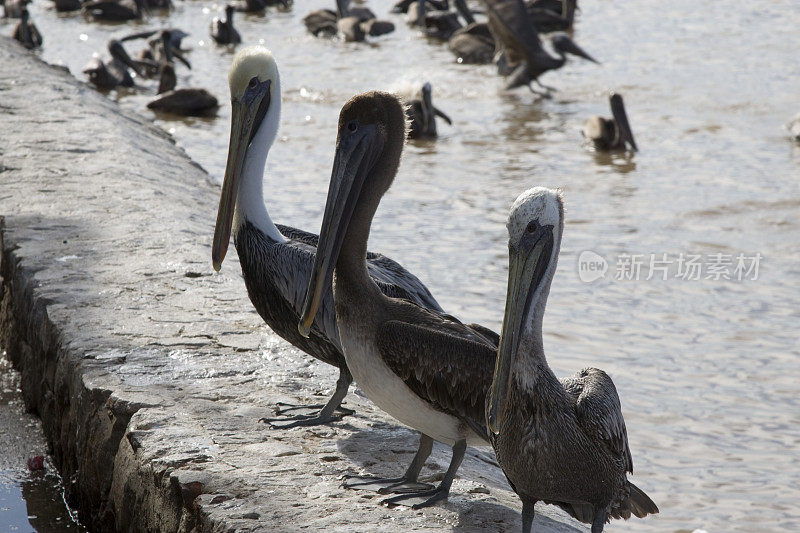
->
<box><xmin>487</xmin><ymin>187</ymin><xmax>658</xmax><ymax>532</ymax></box>
<box><xmin>410</xmin><ymin>0</ymin><xmax>475</xmax><ymax>40</ymax></box>
<box><xmin>127</xmin><ymin>29</ymin><xmax>191</xmax><ymax>77</ymax></box>
<box><xmin>82</xmin><ymin>0</ymin><xmax>145</xmax><ymax>21</ymax></box>
<box><xmin>304</xmin><ymin>0</ymin><xmax>393</xmax><ymax>40</ymax></box>
<box><xmin>53</xmin><ymin>0</ymin><xmax>82</xmax><ymax>13</ymax></box>
<box><xmin>211</xmin><ymin>5</ymin><xmax>241</xmax><ymax>44</ymax></box>
<box><xmin>2</xmin><ymin>0</ymin><xmax>29</xmax><ymax>18</ymax></box>
<box><xmin>485</xmin><ymin>0</ymin><xmax>597</xmax><ymax>91</ymax></box>
<box><xmin>448</xmin><ymin>21</ymin><xmax>495</xmax><ymax>64</ymax></box>
<box><xmin>148</xmin><ymin>70</ymin><xmax>218</xmax><ymax>116</ymax></box>
<box><xmin>83</xmin><ymin>39</ymin><xmax>152</xmax><ymax>90</ymax></box>
<box><xmin>299</xmin><ymin>91</ymin><xmax>498</xmax><ymax>508</ymax></box>
<box><xmin>406</xmin><ymin>82</ymin><xmax>452</xmax><ymax>139</ymax></box>
<box><xmin>582</xmin><ymin>93</ymin><xmax>637</xmax><ymax>152</ymax></box>
<box><xmin>391</xmin><ymin>0</ymin><xmax>446</xmax><ymax>14</ymax></box>
<box><xmin>11</xmin><ymin>8</ymin><xmax>42</xmax><ymax>49</ymax></box>
<box><xmin>212</xmin><ymin>47</ymin><xmax>444</xmax><ymax>429</ymax></box>
<box><xmin>230</xmin><ymin>0</ymin><xmax>287</xmax><ymax>13</ymax></box>
<box><xmin>526</xmin><ymin>0</ymin><xmax>576</xmax><ymax>33</ymax></box>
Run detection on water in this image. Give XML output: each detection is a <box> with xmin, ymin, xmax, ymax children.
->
<box><xmin>4</xmin><ymin>0</ymin><xmax>800</xmax><ymax>531</ymax></box>
<box><xmin>0</xmin><ymin>355</ymin><xmax>86</xmax><ymax>532</ymax></box>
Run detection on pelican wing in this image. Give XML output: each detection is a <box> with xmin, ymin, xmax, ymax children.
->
<box><xmin>376</xmin><ymin>313</ymin><xmax>498</xmax><ymax>440</ymax></box>
<box><xmin>483</xmin><ymin>0</ymin><xmax>545</xmax><ymax>64</ymax></box>
<box><xmin>563</xmin><ymin>367</ymin><xmax>633</xmax><ymax>473</ymax></box>
<box><xmin>277</xmin><ymin>224</ymin><xmax>442</xmax><ymax>312</ymax></box>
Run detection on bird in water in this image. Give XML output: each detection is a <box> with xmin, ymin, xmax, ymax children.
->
<box><xmin>448</xmin><ymin>21</ymin><xmax>495</xmax><ymax>64</ymax></box>
<box><xmin>124</xmin><ymin>29</ymin><xmax>191</xmax><ymax>78</ymax></box>
<box><xmin>303</xmin><ymin>0</ymin><xmax>393</xmax><ymax>41</ymax></box>
<box><xmin>148</xmin><ymin>66</ymin><xmax>218</xmax><ymax>116</ymax></box>
<box><xmin>2</xmin><ymin>0</ymin><xmax>29</xmax><ymax>18</ymax></box>
<box><xmin>11</xmin><ymin>8</ymin><xmax>42</xmax><ymax>49</ymax></box>
<box><xmin>52</xmin><ymin>0</ymin><xmax>82</xmax><ymax>13</ymax></box>
<box><xmin>487</xmin><ymin>187</ymin><xmax>658</xmax><ymax>532</ymax></box>
<box><xmin>299</xmin><ymin>91</ymin><xmax>499</xmax><ymax>509</ymax></box>
<box><xmin>582</xmin><ymin>93</ymin><xmax>637</xmax><ymax>152</ymax></box>
<box><xmin>406</xmin><ymin>82</ymin><xmax>452</xmax><ymax>139</ymax></box>
<box><xmin>485</xmin><ymin>0</ymin><xmax>597</xmax><ymax>92</ymax></box>
<box><xmin>787</xmin><ymin>112</ymin><xmax>800</xmax><ymax>142</ymax></box>
<box><xmin>82</xmin><ymin>0</ymin><xmax>145</xmax><ymax>21</ymax></box>
<box><xmin>229</xmin><ymin>0</ymin><xmax>287</xmax><ymax>13</ymax></box>
<box><xmin>212</xmin><ymin>47</ymin><xmax>445</xmax><ymax>429</ymax></box>
<box><xmin>525</xmin><ymin>0</ymin><xmax>576</xmax><ymax>33</ymax></box>
<box><xmin>210</xmin><ymin>5</ymin><xmax>241</xmax><ymax>44</ymax></box>
<box><xmin>408</xmin><ymin>0</ymin><xmax>476</xmax><ymax>41</ymax></box>
<box><xmin>83</xmin><ymin>39</ymin><xmax>154</xmax><ymax>90</ymax></box>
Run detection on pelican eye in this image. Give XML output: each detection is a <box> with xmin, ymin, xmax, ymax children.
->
<box><xmin>526</xmin><ymin>221</ymin><xmax>538</xmax><ymax>234</ymax></box>
<box><xmin>347</xmin><ymin>120</ymin><xmax>359</xmax><ymax>133</ymax></box>
<box><xmin>248</xmin><ymin>76</ymin><xmax>259</xmax><ymax>89</ymax></box>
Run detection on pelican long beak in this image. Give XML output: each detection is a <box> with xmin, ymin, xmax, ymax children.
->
<box><xmin>610</xmin><ymin>93</ymin><xmax>637</xmax><ymax>151</ymax></box>
<box><xmin>561</xmin><ymin>36</ymin><xmax>599</xmax><ymax>64</ymax></box>
<box><xmin>212</xmin><ymin>79</ymin><xmax>272</xmax><ymax>271</ymax></box>
<box><xmin>298</xmin><ymin>123</ymin><xmax>383</xmax><ymax>337</ymax></box>
<box><xmin>488</xmin><ymin>226</ymin><xmax>553</xmax><ymax>435</ymax></box>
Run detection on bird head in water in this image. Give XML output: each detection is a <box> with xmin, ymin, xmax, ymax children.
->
<box><xmin>488</xmin><ymin>187</ymin><xmax>563</xmax><ymax>434</ymax></box>
<box><xmin>298</xmin><ymin>91</ymin><xmax>407</xmax><ymax>337</ymax></box>
<box><xmin>212</xmin><ymin>46</ymin><xmax>281</xmax><ymax>271</ymax></box>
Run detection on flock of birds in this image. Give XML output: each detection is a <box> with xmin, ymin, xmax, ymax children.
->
<box><xmin>4</xmin><ymin>0</ymin><xmax>667</xmax><ymax>531</ymax></box>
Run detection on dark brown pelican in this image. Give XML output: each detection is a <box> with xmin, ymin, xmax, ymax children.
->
<box><xmin>148</xmin><ymin>83</ymin><xmax>218</xmax><ymax>116</ymax></box>
<box><xmin>211</xmin><ymin>5</ymin><xmax>241</xmax><ymax>44</ymax></box>
<box><xmin>304</xmin><ymin>0</ymin><xmax>393</xmax><ymax>40</ymax></box>
<box><xmin>83</xmin><ymin>39</ymin><xmax>152</xmax><ymax>90</ymax></box>
<box><xmin>129</xmin><ymin>29</ymin><xmax>191</xmax><ymax>77</ymax></box>
<box><xmin>448</xmin><ymin>21</ymin><xmax>495</xmax><ymax>64</ymax></box>
<box><xmin>406</xmin><ymin>82</ymin><xmax>452</xmax><ymax>139</ymax></box>
<box><xmin>485</xmin><ymin>0</ymin><xmax>597</xmax><ymax>91</ymax></box>
<box><xmin>525</xmin><ymin>0</ymin><xmax>576</xmax><ymax>33</ymax></box>
<box><xmin>212</xmin><ymin>48</ymin><xmax>444</xmax><ymax>429</ymax></box>
<box><xmin>410</xmin><ymin>0</ymin><xmax>474</xmax><ymax>40</ymax></box>
<box><xmin>487</xmin><ymin>187</ymin><xmax>658</xmax><ymax>532</ymax></box>
<box><xmin>11</xmin><ymin>8</ymin><xmax>41</xmax><ymax>49</ymax></box>
<box><xmin>298</xmin><ymin>91</ymin><xmax>498</xmax><ymax>508</ymax></box>
<box><xmin>582</xmin><ymin>93</ymin><xmax>637</xmax><ymax>152</ymax></box>
<box><xmin>53</xmin><ymin>0</ymin><xmax>82</xmax><ymax>12</ymax></box>
<box><xmin>82</xmin><ymin>0</ymin><xmax>145</xmax><ymax>21</ymax></box>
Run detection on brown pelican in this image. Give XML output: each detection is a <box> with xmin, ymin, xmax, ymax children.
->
<box><xmin>304</xmin><ymin>0</ymin><xmax>393</xmax><ymax>40</ymax></box>
<box><xmin>410</xmin><ymin>0</ymin><xmax>475</xmax><ymax>40</ymax></box>
<box><xmin>211</xmin><ymin>5</ymin><xmax>241</xmax><ymax>44</ymax></box>
<box><xmin>487</xmin><ymin>187</ymin><xmax>659</xmax><ymax>532</ymax></box>
<box><xmin>485</xmin><ymin>0</ymin><xmax>597</xmax><ymax>91</ymax></box>
<box><xmin>525</xmin><ymin>0</ymin><xmax>576</xmax><ymax>33</ymax></box>
<box><xmin>448</xmin><ymin>21</ymin><xmax>495</xmax><ymax>64</ymax></box>
<box><xmin>83</xmin><ymin>39</ymin><xmax>153</xmax><ymax>90</ymax></box>
<box><xmin>298</xmin><ymin>91</ymin><xmax>498</xmax><ymax>508</ymax></box>
<box><xmin>212</xmin><ymin>47</ymin><xmax>444</xmax><ymax>429</ymax></box>
<box><xmin>582</xmin><ymin>93</ymin><xmax>637</xmax><ymax>152</ymax></box>
<box><xmin>406</xmin><ymin>82</ymin><xmax>452</xmax><ymax>139</ymax></box>
<box><xmin>82</xmin><ymin>0</ymin><xmax>145</xmax><ymax>21</ymax></box>
<box><xmin>128</xmin><ymin>29</ymin><xmax>191</xmax><ymax>77</ymax></box>
<box><xmin>148</xmin><ymin>85</ymin><xmax>218</xmax><ymax>116</ymax></box>
<box><xmin>2</xmin><ymin>0</ymin><xmax>29</xmax><ymax>18</ymax></box>
<box><xmin>11</xmin><ymin>8</ymin><xmax>42</xmax><ymax>49</ymax></box>
<box><xmin>53</xmin><ymin>0</ymin><xmax>82</xmax><ymax>12</ymax></box>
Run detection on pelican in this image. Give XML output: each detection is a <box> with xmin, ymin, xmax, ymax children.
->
<box><xmin>409</xmin><ymin>0</ymin><xmax>474</xmax><ymax>40</ymax></box>
<box><xmin>485</xmin><ymin>0</ymin><xmax>597</xmax><ymax>92</ymax></box>
<box><xmin>487</xmin><ymin>187</ymin><xmax>658</xmax><ymax>532</ymax></box>
<box><xmin>304</xmin><ymin>0</ymin><xmax>393</xmax><ymax>41</ymax></box>
<box><xmin>211</xmin><ymin>5</ymin><xmax>241</xmax><ymax>44</ymax></box>
<box><xmin>526</xmin><ymin>0</ymin><xmax>576</xmax><ymax>33</ymax></box>
<box><xmin>148</xmin><ymin>63</ymin><xmax>218</xmax><ymax>116</ymax></box>
<box><xmin>83</xmin><ymin>39</ymin><xmax>153</xmax><ymax>90</ymax></box>
<box><xmin>582</xmin><ymin>93</ymin><xmax>637</xmax><ymax>152</ymax></box>
<box><xmin>299</xmin><ymin>91</ymin><xmax>498</xmax><ymax>508</ymax></box>
<box><xmin>212</xmin><ymin>47</ymin><xmax>444</xmax><ymax>428</ymax></box>
<box><xmin>448</xmin><ymin>22</ymin><xmax>495</xmax><ymax>64</ymax></box>
<box><xmin>406</xmin><ymin>82</ymin><xmax>452</xmax><ymax>139</ymax></box>
<box><xmin>11</xmin><ymin>8</ymin><xmax>42</xmax><ymax>49</ymax></box>
<box><xmin>130</xmin><ymin>30</ymin><xmax>191</xmax><ymax>77</ymax></box>
<box><xmin>53</xmin><ymin>0</ymin><xmax>82</xmax><ymax>12</ymax></box>
<box><xmin>2</xmin><ymin>0</ymin><xmax>29</xmax><ymax>18</ymax></box>
<box><xmin>82</xmin><ymin>0</ymin><xmax>145</xmax><ymax>21</ymax></box>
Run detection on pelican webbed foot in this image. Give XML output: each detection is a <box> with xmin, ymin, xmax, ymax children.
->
<box><xmin>381</xmin><ymin>439</ymin><xmax>466</xmax><ymax>510</ymax></box>
<box><xmin>342</xmin><ymin>433</ymin><xmax>435</xmax><ymax>495</ymax></box>
<box><xmin>260</xmin><ymin>367</ymin><xmax>354</xmax><ymax>428</ymax></box>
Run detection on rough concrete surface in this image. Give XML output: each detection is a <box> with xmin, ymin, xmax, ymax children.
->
<box><xmin>0</xmin><ymin>37</ymin><xmax>581</xmax><ymax>532</ymax></box>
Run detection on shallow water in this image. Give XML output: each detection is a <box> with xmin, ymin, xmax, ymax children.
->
<box><xmin>5</xmin><ymin>0</ymin><xmax>800</xmax><ymax>531</ymax></box>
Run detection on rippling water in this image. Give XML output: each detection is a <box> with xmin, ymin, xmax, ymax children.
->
<box><xmin>6</xmin><ymin>0</ymin><xmax>800</xmax><ymax>530</ymax></box>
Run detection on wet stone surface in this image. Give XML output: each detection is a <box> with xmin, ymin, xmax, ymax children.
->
<box><xmin>0</xmin><ymin>38</ymin><xmax>579</xmax><ymax>532</ymax></box>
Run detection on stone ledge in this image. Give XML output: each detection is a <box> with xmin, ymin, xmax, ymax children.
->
<box><xmin>0</xmin><ymin>37</ymin><xmax>580</xmax><ymax>532</ymax></box>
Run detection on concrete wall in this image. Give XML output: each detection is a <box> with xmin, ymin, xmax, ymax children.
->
<box><xmin>0</xmin><ymin>37</ymin><xmax>579</xmax><ymax>532</ymax></box>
